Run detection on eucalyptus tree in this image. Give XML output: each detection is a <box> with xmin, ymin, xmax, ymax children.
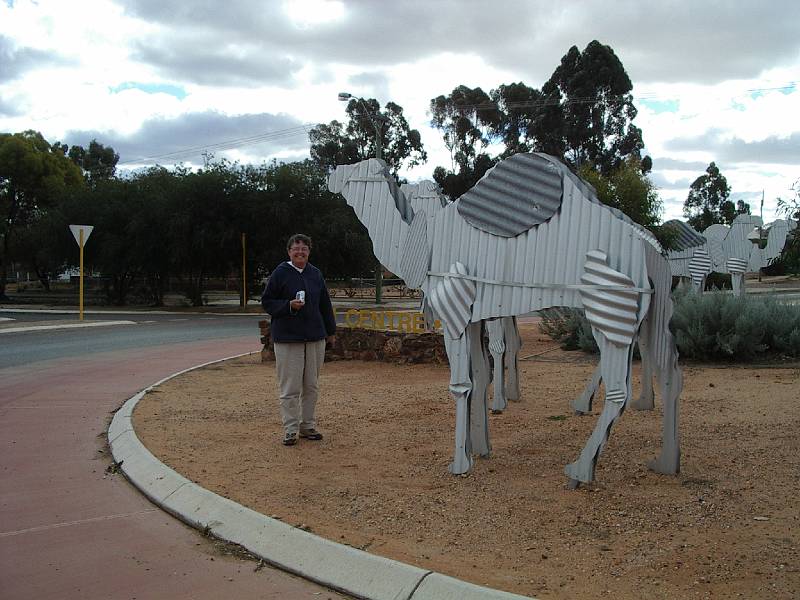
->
<box><xmin>309</xmin><ymin>98</ymin><xmax>427</xmax><ymax>175</ymax></box>
<box><xmin>0</xmin><ymin>130</ymin><xmax>84</xmax><ymax>299</ymax></box>
<box><xmin>66</xmin><ymin>139</ymin><xmax>120</xmax><ymax>182</ymax></box>
<box><xmin>683</xmin><ymin>162</ymin><xmax>748</xmax><ymax>231</ymax></box>
<box><xmin>538</xmin><ymin>40</ymin><xmax>646</xmax><ymax>175</ymax></box>
<box><xmin>429</xmin><ymin>85</ymin><xmax>502</xmax><ymax>199</ymax></box>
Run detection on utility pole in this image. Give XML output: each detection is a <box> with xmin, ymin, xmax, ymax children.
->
<box><xmin>759</xmin><ymin>190</ymin><xmax>764</xmax><ymax>282</ymax></box>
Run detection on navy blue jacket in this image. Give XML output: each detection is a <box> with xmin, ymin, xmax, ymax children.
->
<box><xmin>261</xmin><ymin>261</ymin><xmax>336</xmax><ymax>343</ymax></box>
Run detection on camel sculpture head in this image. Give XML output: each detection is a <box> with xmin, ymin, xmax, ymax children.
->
<box><xmin>328</xmin><ymin>158</ymin><xmax>414</xmax><ymax>225</ymax></box>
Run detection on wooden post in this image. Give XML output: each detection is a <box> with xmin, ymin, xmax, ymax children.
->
<box><xmin>79</xmin><ymin>228</ymin><xmax>85</xmax><ymax>321</ymax></box>
<box><xmin>241</xmin><ymin>232</ymin><xmax>247</xmax><ymax>309</ymax></box>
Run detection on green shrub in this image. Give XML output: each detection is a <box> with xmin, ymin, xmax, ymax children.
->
<box><xmin>670</xmin><ymin>287</ymin><xmax>800</xmax><ymax>360</ymax></box>
<box><xmin>538</xmin><ymin>290</ymin><xmax>800</xmax><ymax>361</ymax></box>
<box><xmin>538</xmin><ymin>307</ymin><xmax>598</xmax><ymax>353</ymax></box>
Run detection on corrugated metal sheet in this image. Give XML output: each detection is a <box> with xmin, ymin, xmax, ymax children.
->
<box><xmin>663</xmin><ymin>219</ymin><xmax>706</xmax><ymax>250</ymax></box>
<box><xmin>401</xmin><ymin>181</ymin><xmax>447</xmax><ymax>215</ymax></box>
<box><xmin>428</xmin><ymin>262</ymin><xmax>476</xmax><ymax>339</ymax></box>
<box><xmin>688</xmin><ymin>248</ymin><xmax>712</xmax><ymax>287</ymax></box>
<box><xmin>703</xmin><ymin>224</ymin><xmax>730</xmax><ymax>271</ymax></box>
<box><xmin>425</xmin><ymin>169</ymin><xmax>651</xmax><ymax>326</ymax></box>
<box><xmin>328</xmin><ymin>159</ymin><xmax>410</xmax><ymax>280</ymax></box>
<box><xmin>399</xmin><ymin>210</ymin><xmax>430</xmax><ymax>289</ymax></box>
<box><xmin>457</xmin><ymin>153</ymin><xmax>562</xmax><ymax>237</ymax></box>
<box><xmin>727</xmin><ymin>257</ymin><xmax>748</xmax><ymax>273</ymax></box>
<box><xmin>467</xmin><ymin>320</ymin><xmax>491</xmax><ymax>457</ymax></box>
<box><xmin>579</xmin><ymin>250</ymin><xmax>640</xmax><ymax>346</ymax></box>
<box><xmin>761</xmin><ymin>219</ymin><xmax>791</xmax><ymax>269</ymax></box>
<box><xmin>552</xmin><ymin>156</ymin><xmax>662</xmax><ymax>253</ymax></box>
<box><xmin>502</xmin><ymin>316</ymin><xmax>522</xmax><ymax>401</ymax></box>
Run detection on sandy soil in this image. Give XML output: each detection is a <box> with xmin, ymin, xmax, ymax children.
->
<box><xmin>133</xmin><ymin>322</ymin><xmax>799</xmax><ymax>599</ymax></box>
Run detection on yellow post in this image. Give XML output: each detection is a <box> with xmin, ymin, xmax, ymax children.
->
<box><xmin>241</xmin><ymin>232</ymin><xmax>247</xmax><ymax>310</ymax></box>
<box><xmin>79</xmin><ymin>228</ymin><xmax>85</xmax><ymax>321</ymax></box>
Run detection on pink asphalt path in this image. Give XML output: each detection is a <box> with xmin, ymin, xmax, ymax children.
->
<box><xmin>0</xmin><ymin>336</ymin><xmax>343</xmax><ymax>599</ymax></box>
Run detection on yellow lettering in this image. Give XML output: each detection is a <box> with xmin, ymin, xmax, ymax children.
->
<box><xmin>371</xmin><ymin>311</ymin><xmax>384</xmax><ymax>330</ymax></box>
<box><xmin>345</xmin><ymin>308</ymin><xmax>360</xmax><ymax>327</ymax></box>
<box><xmin>398</xmin><ymin>312</ymin><xmax>412</xmax><ymax>333</ymax></box>
<box><xmin>412</xmin><ymin>313</ymin><xmax>425</xmax><ymax>333</ymax></box>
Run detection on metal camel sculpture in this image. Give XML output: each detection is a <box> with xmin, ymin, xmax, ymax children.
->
<box><xmin>329</xmin><ymin>153</ymin><xmax>683</xmax><ymax>486</ymax></box>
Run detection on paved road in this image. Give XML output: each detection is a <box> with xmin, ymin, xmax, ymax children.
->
<box><xmin>0</xmin><ymin>313</ymin><xmax>344</xmax><ymax>599</ymax></box>
<box><xmin>0</xmin><ymin>310</ymin><xmax>263</xmax><ymax>368</ymax></box>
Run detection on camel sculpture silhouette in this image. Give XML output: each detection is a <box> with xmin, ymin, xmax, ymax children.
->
<box><xmin>663</xmin><ymin>216</ymin><xmax>793</xmax><ymax>295</ymax></box>
<box><xmin>329</xmin><ymin>153</ymin><xmax>682</xmax><ymax>486</ymax></box>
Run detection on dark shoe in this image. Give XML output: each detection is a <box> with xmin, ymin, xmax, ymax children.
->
<box><xmin>282</xmin><ymin>432</ymin><xmax>298</xmax><ymax>446</ymax></box>
<box><xmin>299</xmin><ymin>428</ymin><xmax>323</xmax><ymax>441</ymax></box>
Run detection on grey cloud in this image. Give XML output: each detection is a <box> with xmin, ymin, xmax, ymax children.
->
<box><xmin>0</xmin><ymin>34</ymin><xmax>72</xmax><ymax>83</ymax></box>
<box><xmin>131</xmin><ymin>35</ymin><xmax>301</xmax><ymax>87</ymax></box>
<box><xmin>649</xmin><ymin>171</ymin><xmax>693</xmax><ymax>192</ymax></box>
<box><xmin>115</xmin><ymin>0</ymin><xmax>800</xmax><ymax>89</ymax></box>
<box><xmin>650</xmin><ymin>157</ymin><xmax>709</xmax><ymax>172</ymax></box>
<box><xmin>665</xmin><ymin>129</ymin><xmax>800</xmax><ymax>166</ymax></box>
<box><xmin>0</xmin><ymin>96</ymin><xmax>21</xmax><ymax>117</ymax></box>
<box><xmin>63</xmin><ymin>111</ymin><xmax>309</xmax><ymax>165</ymax></box>
<box><xmin>346</xmin><ymin>72</ymin><xmax>391</xmax><ymax>102</ymax></box>
<box><xmin>720</xmin><ymin>133</ymin><xmax>800</xmax><ymax>165</ymax></box>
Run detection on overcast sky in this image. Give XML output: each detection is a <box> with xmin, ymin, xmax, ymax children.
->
<box><xmin>1</xmin><ymin>0</ymin><xmax>798</xmax><ymax>222</ymax></box>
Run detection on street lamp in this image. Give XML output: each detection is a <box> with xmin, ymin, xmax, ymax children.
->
<box><xmin>338</xmin><ymin>91</ymin><xmax>384</xmax><ymax>304</ymax></box>
<box><xmin>338</xmin><ymin>92</ymin><xmax>382</xmax><ymax>161</ymax></box>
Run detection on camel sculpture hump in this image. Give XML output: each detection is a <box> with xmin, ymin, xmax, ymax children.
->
<box><xmin>456</xmin><ymin>153</ymin><xmax>563</xmax><ymax>237</ymax></box>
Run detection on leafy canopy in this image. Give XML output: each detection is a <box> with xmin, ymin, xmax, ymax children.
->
<box><xmin>683</xmin><ymin>162</ymin><xmax>749</xmax><ymax>231</ymax></box>
<box><xmin>309</xmin><ymin>98</ymin><xmax>427</xmax><ymax>176</ymax></box>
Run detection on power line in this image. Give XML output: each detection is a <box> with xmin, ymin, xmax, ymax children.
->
<box><xmin>118</xmin><ymin>123</ymin><xmax>315</xmax><ymax>166</ymax></box>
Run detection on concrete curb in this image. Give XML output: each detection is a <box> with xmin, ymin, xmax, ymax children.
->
<box><xmin>108</xmin><ymin>353</ymin><xmax>535</xmax><ymax>600</ymax></box>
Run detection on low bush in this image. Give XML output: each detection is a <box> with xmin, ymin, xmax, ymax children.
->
<box><xmin>538</xmin><ymin>289</ymin><xmax>800</xmax><ymax>361</ymax></box>
<box><xmin>671</xmin><ymin>287</ymin><xmax>800</xmax><ymax>360</ymax></box>
<box><xmin>538</xmin><ymin>307</ymin><xmax>598</xmax><ymax>353</ymax></box>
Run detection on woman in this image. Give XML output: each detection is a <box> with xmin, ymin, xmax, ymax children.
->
<box><xmin>261</xmin><ymin>234</ymin><xmax>336</xmax><ymax>446</ymax></box>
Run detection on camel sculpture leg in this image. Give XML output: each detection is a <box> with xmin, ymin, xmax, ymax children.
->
<box><xmin>467</xmin><ymin>321</ymin><xmax>491</xmax><ymax>457</ymax></box>
<box><xmin>630</xmin><ymin>319</ymin><xmax>655</xmax><ymax>411</ymax></box>
<box><xmin>571</xmin><ymin>365</ymin><xmax>602</xmax><ymax>414</ymax></box>
<box><xmin>486</xmin><ymin>319</ymin><xmax>507</xmax><ymax>413</ymax></box>
<box><xmin>502</xmin><ymin>316</ymin><xmax>522</xmax><ymax>402</ymax></box>
<box><xmin>573</xmin><ymin>332</ymin><xmax>655</xmax><ymax>414</ymax></box>
<box><xmin>565</xmin><ymin>337</ymin><xmax>635</xmax><ymax>487</ymax></box>
<box><xmin>730</xmin><ymin>272</ymin><xmax>745</xmax><ymax>296</ymax></box>
<box><xmin>648</xmin><ymin>354</ymin><xmax>682</xmax><ymax>475</ymax></box>
<box><xmin>444</xmin><ymin>328</ymin><xmax>475</xmax><ymax>475</ymax></box>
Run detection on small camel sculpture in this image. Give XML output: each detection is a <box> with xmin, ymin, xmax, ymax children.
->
<box><xmin>663</xmin><ymin>216</ymin><xmax>792</xmax><ymax>296</ymax></box>
<box><xmin>330</xmin><ymin>153</ymin><xmax>682</xmax><ymax>486</ymax></box>
<box><xmin>704</xmin><ymin>215</ymin><xmax>791</xmax><ymax>296</ymax></box>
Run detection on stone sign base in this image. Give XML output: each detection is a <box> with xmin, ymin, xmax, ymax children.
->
<box><xmin>258</xmin><ymin>320</ymin><xmax>446</xmax><ymax>364</ymax></box>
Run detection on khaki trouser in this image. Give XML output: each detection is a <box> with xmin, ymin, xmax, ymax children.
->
<box><xmin>274</xmin><ymin>340</ymin><xmax>326</xmax><ymax>435</ymax></box>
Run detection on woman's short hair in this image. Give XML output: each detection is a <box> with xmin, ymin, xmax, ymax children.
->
<box><xmin>286</xmin><ymin>233</ymin><xmax>312</xmax><ymax>250</ymax></box>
